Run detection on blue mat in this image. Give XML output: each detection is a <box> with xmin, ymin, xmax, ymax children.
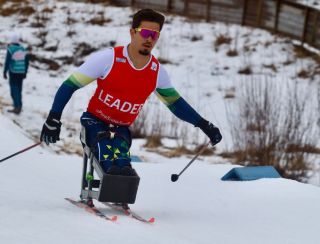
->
<box><xmin>221</xmin><ymin>166</ymin><xmax>281</xmax><ymax>181</ymax></box>
<box><xmin>131</xmin><ymin>155</ymin><xmax>143</xmax><ymax>162</ymax></box>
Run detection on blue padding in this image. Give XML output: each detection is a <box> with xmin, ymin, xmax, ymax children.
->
<box><xmin>131</xmin><ymin>155</ymin><xmax>142</xmax><ymax>162</ymax></box>
<box><xmin>221</xmin><ymin>166</ymin><xmax>281</xmax><ymax>181</ymax></box>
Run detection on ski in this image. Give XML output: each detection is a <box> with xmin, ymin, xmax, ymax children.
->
<box><xmin>65</xmin><ymin>198</ymin><xmax>118</xmax><ymax>222</ymax></box>
<box><xmin>102</xmin><ymin>202</ymin><xmax>155</xmax><ymax>224</ymax></box>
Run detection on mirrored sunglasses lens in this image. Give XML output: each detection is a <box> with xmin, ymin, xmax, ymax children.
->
<box><xmin>152</xmin><ymin>32</ymin><xmax>160</xmax><ymax>40</ymax></box>
<box><xmin>140</xmin><ymin>29</ymin><xmax>159</xmax><ymax>40</ymax></box>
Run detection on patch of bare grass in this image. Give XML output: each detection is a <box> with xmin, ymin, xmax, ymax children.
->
<box><xmin>238</xmin><ymin>66</ymin><xmax>252</xmax><ymax>75</ymax></box>
<box><xmin>226</xmin><ymin>49</ymin><xmax>238</xmax><ymax>57</ymax></box>
<box><xmin>214</xmin><ymin>34</ymin><xmax>232</xmax><ymax>51</ymax></box>
<box><xmin>263</xmin><ymin>64</ymin><xmax>277</xmax><ymax>72</ymax></box>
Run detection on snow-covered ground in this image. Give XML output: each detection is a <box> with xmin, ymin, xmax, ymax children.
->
<box><xmin>1</xmin><ymin>114</ymin><xmax>320</xmax><ymax>244</ymax></box>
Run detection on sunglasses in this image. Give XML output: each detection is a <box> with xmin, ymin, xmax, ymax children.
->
<box><xmin>134</xmin><ymin>28</ymin><xmax>160</xmax><ymax>41</ymax></box>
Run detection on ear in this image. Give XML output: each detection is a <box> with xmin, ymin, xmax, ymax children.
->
<box><xmin>130</xmin><ymin>28</ymin><xmax>135</xmax><ymax>38</ymax></box>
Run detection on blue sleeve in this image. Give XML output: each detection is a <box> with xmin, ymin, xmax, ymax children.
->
<box><xmin>4</xmin><ymin>49</ymin><xmax>11</xmax><ymax>74</ymax></box>
<box><xmin>168</xmin><ymin>97</ymin><xmax>202</xmax><ymax>126</ymax></box>
<box><xmin>50</xmin><ymin>82</ymin><xmax>79</xmax><ymax>120</ymax></box>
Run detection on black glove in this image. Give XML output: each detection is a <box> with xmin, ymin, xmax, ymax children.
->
<box><xmin>41</xmin><ymin>112</ymin><xmax>62</xmax><ymax>145</ymax></box>
<box><xmin>3</xmin><ymin>72</ymin><xmax>7</xmax><ymax>80</ymax></box>
<box><xmin>196</xmin><ymin>118</ymin><xmax>222</xmax><ymax>146</ymax></box>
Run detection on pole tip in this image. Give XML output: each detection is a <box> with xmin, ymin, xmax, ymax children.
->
<box><xmin>171</xmin><ymin>174</ymin><xmax>179</xmax><ymax>182</ymax></box>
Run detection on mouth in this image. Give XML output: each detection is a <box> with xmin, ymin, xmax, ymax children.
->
<box><xmin>143</xmin><ymin>43</ymin><xmax>152</xmax><ymax>48</ymax></box>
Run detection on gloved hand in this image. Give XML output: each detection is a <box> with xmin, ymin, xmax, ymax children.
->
<box><xmin>40</xmin><ymin>112</ymin><xmax>62</xmax><ymax>145</ymax></box>
<box><xmin>196</xmin><ymin>118</ymin><xmax>222</xmax><ymax>146</ymax></box>
<box><xmin>3</xmin><ymin>72</ymin><xmax>7</xmax><ymax>80</ymax></box>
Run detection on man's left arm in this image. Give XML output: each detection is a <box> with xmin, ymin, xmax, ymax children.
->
<box><xmin>155</xmin><ymin>65</ymin><xmax>222</xmax><ymax>145</ymax></box>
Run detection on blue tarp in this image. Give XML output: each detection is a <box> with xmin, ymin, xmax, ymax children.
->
<box><xmin>221</xmin><ymin>166</ymin><xmax>281</xmax><ymax>181</ymax></box>
<box><xmin>131</xmin><ymin>155</ymin><xmax>143</xmax><ymax>162</ymax></box>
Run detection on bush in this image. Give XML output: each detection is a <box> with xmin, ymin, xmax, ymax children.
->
<box><xmin>225</xmin><ymin>76</ymin><xmax>319</xmax><ymax>182</ymax></box>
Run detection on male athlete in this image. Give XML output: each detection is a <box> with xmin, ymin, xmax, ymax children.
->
<box><xmin>40</xmin><ymin>9</ymin><xmax>222</xmax><ymax>176</ymax></box>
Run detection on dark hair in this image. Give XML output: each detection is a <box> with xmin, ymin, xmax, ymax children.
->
<box><xmin>131</xmin><ymin>9</ymin><xmax>165</xmax><ymax>31</ymax></box>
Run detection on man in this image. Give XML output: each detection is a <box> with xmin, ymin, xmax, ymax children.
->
<box><xmin>3</xmin><ymin>33</ymin><xmax>29</xmax><ymax>115</ymax></box>
<box><xmin>40</xmin><ymin>9</ymin><xmax>222</xmax><ymax>176</ymax></box>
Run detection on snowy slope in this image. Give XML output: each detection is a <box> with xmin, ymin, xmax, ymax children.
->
<box><xmin>0</xmin><ymin>114</ymin><xmax>320</xmax><ymax>244</ymax></box>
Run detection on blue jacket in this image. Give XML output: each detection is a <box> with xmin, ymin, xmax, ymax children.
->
<box><xmin>4</xmin><ymin>43</ymin><xmax>29</xmax><ymax>75</ymax></box>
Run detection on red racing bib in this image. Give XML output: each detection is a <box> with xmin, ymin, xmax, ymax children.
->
<box><xmin>87</xmin><ymin>46</ymin><xmax>159</xmax><ymax>126</ymax></box>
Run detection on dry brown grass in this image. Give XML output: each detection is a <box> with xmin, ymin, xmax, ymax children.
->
<box><xmin>263</xmin><ymin>64</ymin><xmax>277</xmax><ymax>72</ymax></box>
<box><xmin>144</xmin><ymin>135</ymin><xmax>163</xmax><ymax>148</ymax></box>
<box><xmin>157</xmin><ymin>57</ymin><xmax>173</xmax><ymax>64</ymax></box>
<box><xmin>87</xmin><ymin>11</ymin><xmax>112</xmax><ymax>26</ymax></box>
<box><xmin>225</xmin><ymin>77</ymin><xmax>318</xmax><ymax>182</ymax></box>
<box><xmin>29</xmin><ymin>54</ymin><xmax>61</xmax><ymax>70</ymax></box>
<box><xmin>293</xmin><ymin>44</ymin><xmax>320</xmax><ymax>65</ymax></box>
<box><xmin>0</xmin><ymin>1</ymin><xmax>30</xmax><ymax>16</ymax></box>
<box><xmin>224</xmin><ymin>93</ymin><xmax>235</xmax><ymax>99</ymax></box>
<box><xmin>214</xmin><ymin>34</ymin><xmax>232</xmax><ymax>51</ymax></box>
<box><xmin>226</xmin><ymin>49</ymin><xmax>238</xmax><ymax>57</ymax></box>
<box><xmin>191</xmin><ymin>35</ymin><xmax>203</xmax><ymax>42</ymax></box>
<box><xmin>215</xmin><ymin>34</ymin><xmax>232</xmax><ymax>46</ymax></box>
<box><xmin>159</xmin><ymin>146</ymin><xmax>192</xmax><ymax>158</ymax></box>
<box><xmin>297</xmin><ymin>69</ymin><xmax>310</xmax><ymax>79</ymax></box>
<box><xmin>238</xmin><ymin>66</ymin><xmax>252</xmax><ymax>75</ymax></box>
<box><xmin>283</xmin><ymin>59</ymin><xmax>294</xmax><ymax>66</ymax></box>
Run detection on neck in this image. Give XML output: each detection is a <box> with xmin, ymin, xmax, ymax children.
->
<box><xmin>127</xmin><ymin>44</ymin><xmax>150</xmax><ymax>69</ymax></box>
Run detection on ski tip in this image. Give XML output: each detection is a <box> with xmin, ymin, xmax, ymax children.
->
<box><xmin>148</xmin><ymin>217</ymin><xmax>155</xmax><ymax>223</ymax></box>
<box><xmin>111</xmin><ymin>216</ymin><xmax>118</xmax><ymax>222</ymax></box>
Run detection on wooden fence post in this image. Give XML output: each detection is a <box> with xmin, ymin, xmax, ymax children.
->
<box><xmin>184</xmin><ymin>0</ymin><xmax>189</xmax><ymax>16</ymax></box>
<box><xmin>302</xmin><ymin>6</ymin><xmax>310</xmax><ymax>44</ymax></box>
<box><xmin>274</xmin><ymin>0</ymin><xmax>281</xmax><ymax>33</ymax></box>
<box><xmin>206</xmin><ymin>0</ymin><xmax>211</xmax><ymax>22</ymax></box>
<box><xmin>242</xmin><ymin>0</ymin><xmax>248</xmax><ymax>25</ymax></box>
<box><xmin>167</xmin><ymin>0</ymin><xmax>173</xmax><ymax>12</ymax></box>
<box><xmin>311</xmin><ymin>11</ymin><xmax>319</xmax><ymax>46</ymax></box>
<box><xmin>256</xmin><ymin>0</ymin><xmax>263</xmax><ymax>27</ymax></box>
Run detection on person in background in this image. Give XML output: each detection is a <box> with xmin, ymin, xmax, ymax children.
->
<box><xmin>40</xmin><ymin>9</ymin><xmax>222</xmax><ymax>176</ymax></box>
<box><xmin>3</xmin><ymin>33</ymin><xmax>29</xmax><ymax>115</ymax></box>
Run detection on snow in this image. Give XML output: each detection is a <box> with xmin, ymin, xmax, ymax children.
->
<box><xmin>0</xmin><ymin>2</ymin><xmax>320</xmax><ymax>243</ymax></box>
<box><xmin>0</xmin><ymin>114</ymin><xmax>320</xmax><ymax>244</ymax></box>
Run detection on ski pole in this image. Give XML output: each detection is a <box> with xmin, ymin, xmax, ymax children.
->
<box><xmin>0</xmin><ymin>142</ymin><xmax>42</xmax><ymax>163</ymax></box>
<box><xmin>171</xmin><ymin>141</ymin><xmax>211</xmax><ymax>182</ymax></box>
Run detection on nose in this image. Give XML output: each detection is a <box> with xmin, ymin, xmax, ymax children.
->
<box><xmin>146</xmin><ymin>35</ymin><xmax>153</xmax><ymax>42</ymax></box>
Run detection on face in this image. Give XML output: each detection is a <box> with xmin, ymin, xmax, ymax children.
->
<box><xmin>130</xmin><ymin>21</ymin><xmax>161</xmax><ymax>56</ymax></box>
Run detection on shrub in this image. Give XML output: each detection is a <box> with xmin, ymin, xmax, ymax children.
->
<box><xmin>225</xmin><ymin>76</ymin><xmax>318</xmax><ymax>182</ymax></box>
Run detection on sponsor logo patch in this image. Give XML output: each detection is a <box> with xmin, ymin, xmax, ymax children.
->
<box><xmin>151</xmin><ymin>62</ymin><xmax>158</xmax><ymax>71</ymax></box>
<box><xmin>116</xmin><ymin>57</ymin><xmax>126</xmax><ymax>63</ymax></box>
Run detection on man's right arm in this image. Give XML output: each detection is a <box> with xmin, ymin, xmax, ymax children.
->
<box><xmin>41</xmin><ymin>48</ymin><xmax>114</xmax><ymax>145</ymax></box>
<box><xmin>48</xmin><ymin>48</ymin><xmax>114</xmax><ymax>118</ymax></box>
<box><xmin>49</xmin><ymin>73</ymin><xmax>95</xmax><ymax>119</ymax></box>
